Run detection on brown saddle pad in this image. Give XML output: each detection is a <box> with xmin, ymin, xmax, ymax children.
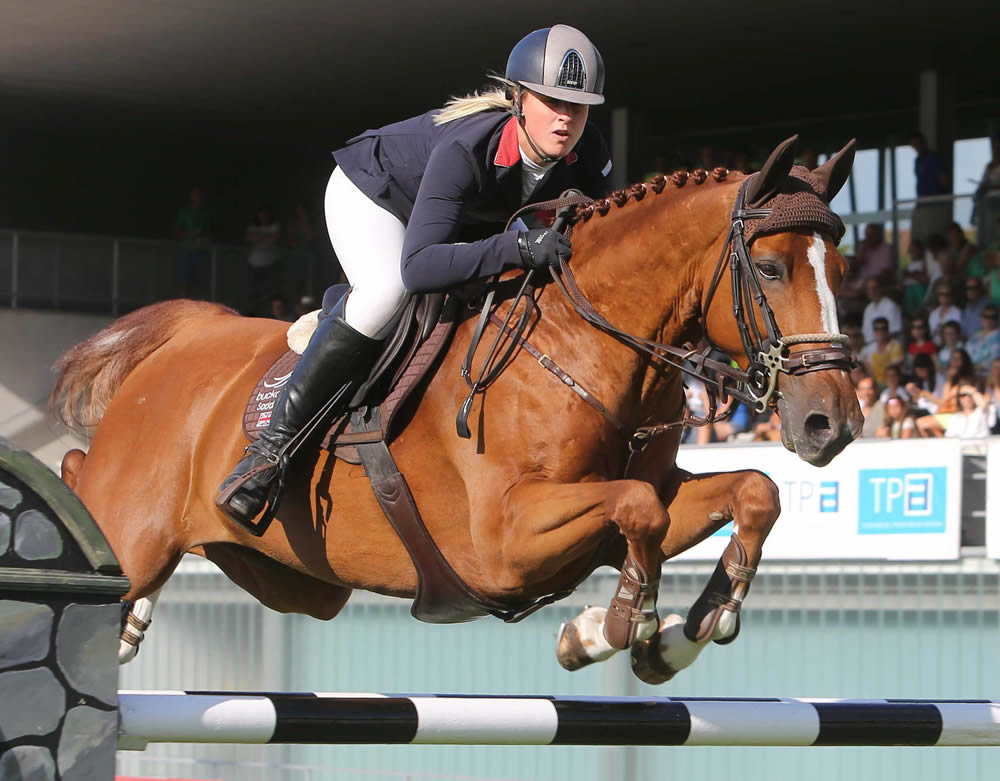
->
<box><xmin>241</xmin><ymin>310</ymin><xmax>455</xmax><ymax>451</ymax></box>
<box><xmin>242</xmin><ymin>351</ymin><xmax>300</xmax><ymax>439</ymax></box>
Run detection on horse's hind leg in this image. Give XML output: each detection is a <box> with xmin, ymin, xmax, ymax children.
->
<box><xmin>197</xmin><ymin>543</ymin><xmax>352</xmax><ymax>620</ymax></box>
<box><xmin>630</xmin><ymin>469</ymin><xmax>779</xmax><ymax>683</ymax></box>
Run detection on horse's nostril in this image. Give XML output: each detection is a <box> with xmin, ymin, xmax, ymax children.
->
<box><xmin>804</xmin><ymin>412</ymin><xmax>832</xmax><ymax>438</ymax></box>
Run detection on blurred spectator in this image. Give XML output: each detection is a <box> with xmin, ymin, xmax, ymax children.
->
<box><xmin>914</xmin><ymin>348</ymin><xmax>976</xmax><ymax>436</ymax></box>
<box><xmin>879</xmin><ymin>364</ymin><xmax>910</xmax><ymax>404</ymax></box>
<box><xmin>901</xmin><ymin>238</ymin><xmax>933</xmax><ymax>314</ymax></box>
<box><xmin>876</xmin><ymin>396</ymin><xmax>915</xmax><ymax>439</ymax></box>
<box><xmin>682</xmin><ymin>377</ymin><xmax>709</xmax><ymax>444</ymax></box>
<box><xmin>861</xmin><ymin>278</ymin><xmax>902</xmax><ymax>344</ymax></box>
<box><xmin>859</xmin><ymin>316</ymin><xmax>903</xmax><ymax>386</ymax></box>
<box><xmin>927</xmin><ymin>281</ymin><xmax>962</xmax><ymax>343</ymax></box>
<box><xmin>962</xmin><ymin>276</ymin><xmax>988</xmax><ymax>336</ymax></box>
<box><xmin>287</xmin><ymin>201</ymin><xmax>323</xmax><ymax>293</ymax></box>
<box><xmin>855</xmin><ymin>224</ymin><xmax>895</xmax><ymax>286</ymax></box>
<box><xmin>985</xmin><ymin>358</ymin><xmax>1000</xmax><ymax>434</ymax></box>
<box><xmin>965</xmin><ymin>303</ymin><xmax>1000</xmax><ymax>373</ymax></box>
<box><xmin>753</xmin><ymin>411</ymin><xmax>782</xmax><ymax>442</ymax></box>
<box><xmin>981</xmin><ymin>245</ymin><xmax>1000</xmax><ymax>303</ymax></box>
<box><xmin>935</xmin><ymin>320</ymin><xmax>964</xmax><ymax>374</ymax></box>
<box><xmin>944</xmin><ymin>385</ymin><xmax>994</xmax><ymax>438</ymax></box>
<box><xmin>909</xmin><ymin>131</ymin><xmax>951</xmax><ymax>244</ymax></box>
<box><xmin>269</xmin><ymin>295</ymin><xmax>294</xmax><ymax>322</ymax></box>
<box><xmin>843</xmin><ymin>320</ymin><xmax>865</xmax><ymax>359</ymax></box>
<box><xmin>247</xmin><ymin>206</ymin><xmax>282</xmax><ymax>315</ymax></box>
<box><xmin>856</xmin><ymin>376</ymin><xmax>886</xmax><ymax>438</ymax></box>
<box><xmin>905</xmin><ymin>316</ymin><xmax>937</xmax><ymax>369</ymax></box>
<box><xmin>905</xmin><ymin>353</ymin><xmax>941</xmax><ymax>415</ymax></box>
<box><xmin>706</xmin><ymin>400</ymin><xmax>750</xmax><ymax>444</ymax></box>
<box><xmin>973</xmin><ymin>134</ymin><xmax>1000</xmax><ymax>248</ymax></box>
<box><xmin>849</xmin><ymin>361</ymin><xmax>870</xmax><ymax>388</ymax></box>
<box><xmin>175</xmin><ymin>184</ymin><xmax>214</xmax><ymax>299</ymax></box>
<box><xmin>946</xmin><ymin>221</ymin><xmax>979</xmax><ymax>277</ymax></box>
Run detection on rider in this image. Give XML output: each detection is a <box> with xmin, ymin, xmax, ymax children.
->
<box><xmin>217</xmin><ymin>24</ymin><xmax>614</xmax><ymax>526</ymax></box>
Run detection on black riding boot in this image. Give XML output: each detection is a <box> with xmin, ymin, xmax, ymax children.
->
<box><xmin>216</xmin><ymin>315</ymin><xmax>381</xmax><ymax>529</ymax></box>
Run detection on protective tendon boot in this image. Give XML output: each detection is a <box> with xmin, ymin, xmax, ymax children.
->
<box><xmin>216</xmin><ymin>315</ymin><xmax>381</xmax><ymax>530</ymax></box>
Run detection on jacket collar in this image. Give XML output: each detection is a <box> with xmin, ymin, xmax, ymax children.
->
<box><xmin>493</xmin><ymin>117</ymin><xmax>521</xmax><ymax>169</ymax></box>
<box><xmin>494</xmin><ymin>116</ymin><xmax>581</xmax><ymax>174</ymax></box>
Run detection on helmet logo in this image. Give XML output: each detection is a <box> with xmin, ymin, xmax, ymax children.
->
<box><xmin>556</xmin><ymin>50</ymin><xmax>586</xmax><ymax>90</ymax></box>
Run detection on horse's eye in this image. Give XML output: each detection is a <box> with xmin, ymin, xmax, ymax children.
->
<box><xmin>756</xmin><ymin>262</ymin><xmax>781</xmax><ymax>280</ymax></box>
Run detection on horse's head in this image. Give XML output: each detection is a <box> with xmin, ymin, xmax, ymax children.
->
<box><xmin>702</xmin><ymin>136</ymin><xmax>863</xmax><ymax>466</ymax></box>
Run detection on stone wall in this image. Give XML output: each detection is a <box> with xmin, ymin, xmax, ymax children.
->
<box><xmin>0</xmin><ymin>439</ymin><xmax>129</xmax><ymax>780</ymax></box>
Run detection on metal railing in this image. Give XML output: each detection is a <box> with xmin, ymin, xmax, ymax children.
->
<box><xmin>3</xmin><ymin>190</ymin><xmax>996</xmax><ymax>316</ymax></box>
<box><xmin>840</xmin><ymin>188</ymin><xmax>1000</xmax><ymax>259</ymax></box>
<box><xmin>0</xmin><ymin>228</ymin><xmax>331</xmax><ymax>315</ymax></box>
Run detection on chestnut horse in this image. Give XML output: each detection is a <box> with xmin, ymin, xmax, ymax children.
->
<box><xmin>52</xmin><ymin>136</ymin><xmax>862</xmax><ymax>682</ymax></box>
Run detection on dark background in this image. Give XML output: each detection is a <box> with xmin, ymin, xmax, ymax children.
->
<box><xmin>0</xmin><ymin>0</ymin><xmax>996</xmax><ymax>241</ymax></box>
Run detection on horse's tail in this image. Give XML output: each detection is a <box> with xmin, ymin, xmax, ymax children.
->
<box><xmin>50</xmin><ymin>299</ymin><xmax>238</xmax><ymax>439</ymax></box>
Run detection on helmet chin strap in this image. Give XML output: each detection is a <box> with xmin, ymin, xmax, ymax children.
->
<box><xmin>519</xmin><ymin>117</ymin><xmax>563</xmax><ymax>164</ymax></box>
<box><xmin>515</xmin><ymin>90</ymin><xmax>563</xmax><ymax>165</ymax></box>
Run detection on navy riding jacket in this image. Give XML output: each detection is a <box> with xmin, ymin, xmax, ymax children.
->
<box><xmin>332</xmin><ymin>109</ymin><xmax>612</xmax><ymax>293</ymax></box>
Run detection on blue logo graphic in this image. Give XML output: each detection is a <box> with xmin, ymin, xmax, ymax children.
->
<box><xmin>819</xmin><ymin>481</ymin><xmax>839</xmax><ymax>513</ymax></box>
<box><xmin>858</xmin><ymin>467</ymin><xmax>947</xmax><ymax>534</ymax></box>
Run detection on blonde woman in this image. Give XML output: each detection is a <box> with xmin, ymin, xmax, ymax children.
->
<box><xmin>218</xmin><ymin>25</ymin><xmax>613</xmax><ymax>526</ymax></box>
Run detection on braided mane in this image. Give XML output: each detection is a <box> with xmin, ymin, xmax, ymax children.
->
<box><xmin>570</xmin><ymin>166</ymin><xmax>739</xmax><ymax>224</ymax></box>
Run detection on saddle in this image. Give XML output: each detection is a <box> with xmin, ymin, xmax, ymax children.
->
<box><xmin>242</xmin><ymin>283</ymin><xmax>555</xmax><ymax>624</ymax></box>
<box><xmin>243</xmin><ymin>283</ymin><xmax>454</xmax><ymax>456</ymax></box>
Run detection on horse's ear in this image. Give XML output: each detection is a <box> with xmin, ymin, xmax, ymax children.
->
<box><xmin>745</xmin><ymin>135</ymin><xmax>799</xmax><ymax>208</ymax></box>
<box><xmin>812</xmin><ymin>139</ymin><xmax>856</xmax><ymax>202</ymax></box>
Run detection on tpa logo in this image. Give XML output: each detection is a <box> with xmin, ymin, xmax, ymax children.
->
<box><xmin>858</xmin><ymin>467</ymin><xmax>947</xmax><ymax>534</ymax></box>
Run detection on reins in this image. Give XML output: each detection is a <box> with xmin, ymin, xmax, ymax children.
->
<box><xmin>456</xmin><ymin>175</ymin><xmax>853</xmax><ymax>466</ymax></box>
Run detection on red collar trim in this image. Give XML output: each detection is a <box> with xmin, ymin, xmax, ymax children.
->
<box><xmin>494</xmin><ymin>117</ymin><xmax>580</xmax><ymax>167</ymax></box>
<box><xmin>494</xmin><ymin>117</ymin><xmax>520</xmax><ymax>168</ymax></box>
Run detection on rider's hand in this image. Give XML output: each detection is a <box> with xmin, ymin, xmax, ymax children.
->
<box><xmin>517</xmin><ymin>229</ymin><xmax>572</xmax><ymax>271</ymax></box>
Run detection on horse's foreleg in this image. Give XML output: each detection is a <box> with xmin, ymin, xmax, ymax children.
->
<box><xmin>496</xmin><ymin>478</ymin><xmax>670</xmax><ymax>666</ymax></box>
<box><xmin>630</xmin><ymin>469</ymin><xmax>780</xmax><ymax>684</ymax></box>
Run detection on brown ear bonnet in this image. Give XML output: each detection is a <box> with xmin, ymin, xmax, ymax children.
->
<box><xmin>743</xmin><ymin>138</ymin><xmax>856</xmax><ymax>246</ymax></box>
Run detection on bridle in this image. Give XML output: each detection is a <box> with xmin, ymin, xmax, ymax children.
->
<box><xmin>458</xmin><ymin>174</ymin><xmax>854</xmax><ymax>457</ymax></box>
<box><xmin>696</xmin><ymin>177</ymin><xmax>853</xmax><ymax>411</ymax></box>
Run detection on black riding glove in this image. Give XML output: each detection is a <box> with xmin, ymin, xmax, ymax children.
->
<box><xmin>517</xmin><ymin>229</ymin><xmax>572</xmax><ymax>271</ymax></box>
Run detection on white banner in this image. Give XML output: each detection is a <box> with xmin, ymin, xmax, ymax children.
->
<box><xmin>986</xmin><ymin>439</ymin><xmax>1000</xmax><ymax>560</ymax></box>
<box><xmin>673</xmin><ymin>438</ymin><xmax>964</xmax><ymax>561</ymax></box>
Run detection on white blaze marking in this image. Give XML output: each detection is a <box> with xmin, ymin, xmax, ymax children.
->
<box><xmin>807</xmin><ymin>232</ymin><xmax>839</xmax><ymax>334</ymax></box>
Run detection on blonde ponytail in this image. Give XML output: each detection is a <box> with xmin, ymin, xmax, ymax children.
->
<box><xmin>433</xmin><ymin>76</ymin><xmax>516</xmax><ymax>125</ymax></box>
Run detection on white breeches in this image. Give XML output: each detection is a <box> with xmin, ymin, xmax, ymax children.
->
<box><xmin>324</xmin><ymin>166</ymin><xmax>410</xmax><ymax>339</ymax></box>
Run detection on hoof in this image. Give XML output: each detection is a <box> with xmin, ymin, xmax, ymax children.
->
<box><xmin>118</xmin><ymin>596</ymin><xmax>155</xmax><ymax>665</ymax></box>
<box><xmin>118</xmin><ymin>639</ymin><xmax>139</xmax><ymax>665</ymax></box>
<box><xmin>556</xmin><ymin>606</ymin><xmax>616</xmax><ymax>671</ymax></box>
<box><xmin>713</xmin><ymin>612</ymin><xmax>741</xmax><ymax>645</ymax></box>
<box><xmin>630</xmin><ymin>613</ymin><xmax>706</xmax><ymax>685</ymax></box>
<box><xmin>630</xmin><ymin>636</ymin><xmax>678</xmax><ymax>685</ymax></box>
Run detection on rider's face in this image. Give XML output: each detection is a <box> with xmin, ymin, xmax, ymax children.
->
<box><xmin>518</xmin><ymin>89</ymin><xmax>589</xmax><ymax>163</ymax></box>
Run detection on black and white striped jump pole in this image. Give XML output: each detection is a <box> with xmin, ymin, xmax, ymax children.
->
<box><xmin>117</xmin><ymin>692</ymin><xmax>1000</xmax><ymax>749</ymax></box>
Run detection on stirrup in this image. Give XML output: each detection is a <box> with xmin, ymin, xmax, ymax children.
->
<box><xmin>217</xmin><ymin>382</ymin><xmax>353</xmax><ymax>536</ymax></box>
<box><xmin>215</xmin><ymin>451</ymin><xmax>288</xmax><ymax>537</ymax></box>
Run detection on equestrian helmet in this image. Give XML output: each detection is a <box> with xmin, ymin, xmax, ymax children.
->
<box><xmin>505</xmin><ymin>25</ymin><xmax>605</xmax><ymax>106</ymax></box>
